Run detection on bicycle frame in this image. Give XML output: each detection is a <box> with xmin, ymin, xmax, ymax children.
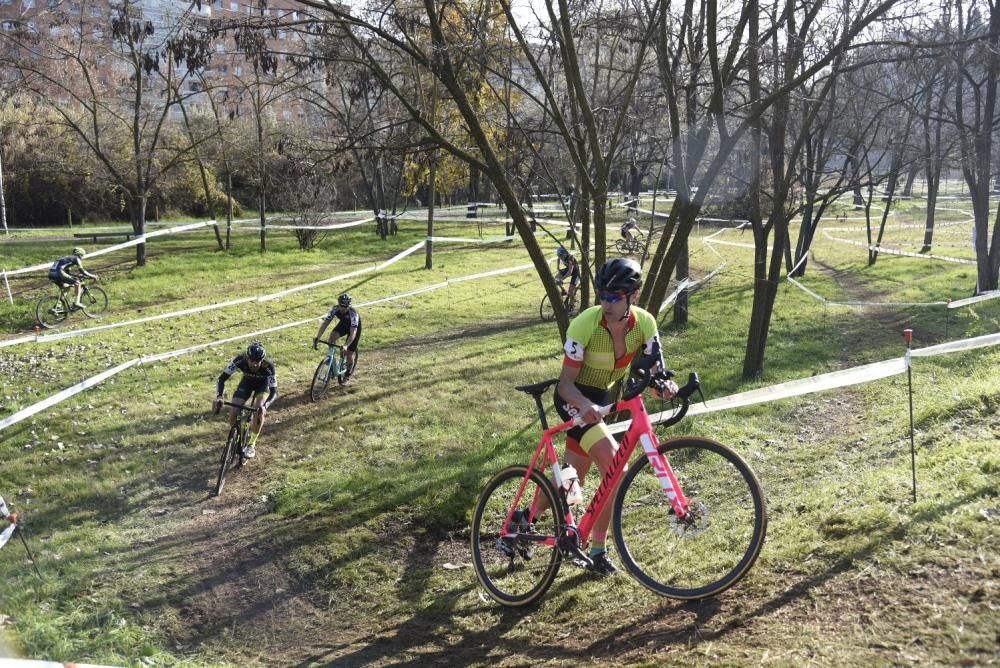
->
<box><xmin>322</xmin><ymin>343</ymin><xmax>345</xmax><ymax>381</ymax></box>
<box><xmin>505</xmin><ymin>391</ymin><xmax>690</xmax><ymax>551</ymax></box>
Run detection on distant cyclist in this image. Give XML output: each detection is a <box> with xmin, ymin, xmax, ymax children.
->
<box><xmin>212</xmin><ymin>342</ymin><xmax>277</xmax><ymax>459</ymax></box>
<box><xmin>554</xmin><ymin>246</ymin><xmax>581</xmax><ymax>307</ymax></box>
<box><xmin>620</xmin><ymin>217</ymin><xmax>642</xmax><ymax>244</ymax></box>
<box><xmin>48</xmin><ymin>247</ymin><xmax>97</xmax><ymax>309</ymax></box>
<box><xmin>314</xmin><ymin>293</ymin><xmax>361</xmax><ymax>379</ymax></box>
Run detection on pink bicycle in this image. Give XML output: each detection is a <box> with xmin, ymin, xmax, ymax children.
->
<box><xmin>471</xmin><ymin>365</ymin><xmax>767</xmax><ymax>606</ymax></box>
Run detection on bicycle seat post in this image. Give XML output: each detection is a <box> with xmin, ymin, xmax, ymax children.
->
<box><xmin>533</xmin><ymin>394</ymin><xmax>550</xmax><ymax>431</ymax></box>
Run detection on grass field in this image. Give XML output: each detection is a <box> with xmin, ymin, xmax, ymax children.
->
<box><xmin>1</xmin><ymin>201</ymin><xmax>998</xmax><ymax>666</ymax></box>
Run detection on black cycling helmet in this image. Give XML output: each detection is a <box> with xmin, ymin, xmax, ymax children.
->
<box><xmin>338</xmin><ymin>293</ymin><xmax>352</xmax><ymax>307</ymax></box>
<box><xmin>246</xmin><ymin>341</ymin><xmax>266</xmax><ymax>361</ymax></box>
<box><xmin>595</xmin><ymin>258</ymin><xmax>642</xmax><ymax>293</ymax></box>
<box><xmin>556</xmin><ymin>245</ymin><xmax>568</xmax><ymax>258</ymax></box>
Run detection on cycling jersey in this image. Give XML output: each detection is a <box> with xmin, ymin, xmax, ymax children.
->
<box><xmin>49</xmin><ymin>256</ymin><xmax>83</xmax><ymax>284</ymax></box>
<box><xmin>555</xmin><ymin>257</ymin><xmax>581</xmax><ymax>286</ymax></box>
<box><xmin>563</xmin><ymin>305</ymin><xmax>662</xmax><ymax>390</ymax></box>
<box><xmin>217</xmin><ymin>355</ymin><xmax>278</xmax><ymax>408</ymax></box>
<box><xmin>325</xmin><ymin>305</ymin><xmax>360</xmax><ymax>330</ymax></box>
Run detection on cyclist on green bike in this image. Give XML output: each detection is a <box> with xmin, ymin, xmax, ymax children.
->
<box><xmin>314</xmin><ymin>293</ymin><xmax>361</xmax><ymax>379</ymax></box>
<box><xmin>212</xmin><ymin>342</ymin><xmax>277</xmax><ymax>459</ymax></box>
<box><xmin>48</xmin><ymin>247</ymin><xmax>98</xmax><ymax>309</ymax></box>
<box><xmin>554</xmin><ymin>246</ymin><xmax>581</xmax><ymax>306</ymax></box>
<box><xmin>553</xmin><ymin>258</ymin><xmax>677</xmax><ymax>576</ymax></box>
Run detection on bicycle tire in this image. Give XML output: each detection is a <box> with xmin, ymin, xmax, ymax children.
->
<box><xmin>539</xmin><ymin>294</ymin><xmax>556</xmax><ymax>322</ymax></box>
<box><xmin>613</xmin><ymin>436</ymin><xmax>767</xmax><ymax>600</ymax></box>
<box><xmin>36</xmin><ymin>295</ymin><xmax>68</xmax><ymax>329</ymax></box>
<box><xmin>471</xmin><ymin>465</ymin><xmax>563</xmax><ymax>606</ymax></box>
<box><xmin>615</xmin><ymin>239</ymin><xmax>630</xmax><ymax>255</ymax></box>
<box><xmin>214</xmin><ymin>425</ymin><xmax>241</xmax><ymax>496</ymax></box>
<box><xmin>82</xmin><ymin>286</ymin><xmax>109</xmax><ymax>317</ymax></box>
<box><xmin>310</xmin><ymin>356</ymin><xmax>333</xmax><ymax>401</ymax></box>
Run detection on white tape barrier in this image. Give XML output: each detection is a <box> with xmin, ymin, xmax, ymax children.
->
<box><xmin>228</xmin><ymin>216</ymin><xmax>374</xmax><ymax>231</ymax></box>
<box><xmin>821</xmin><ymin>230</ymin><xmax>976</xmax><ymax>265</ymax></box>
<box><xmin>0</xmin><ymin>496</ymin><xmax>14</xmax><ymax>550</ymax></box>
<box><xmin>5</xmin><ymin>221</ymin><xmax>218</xmax><ymax>277</ymax></box>
<box><xmin>0</xmin><ymin>260</ymin><xmax>542</xmax><ymax>433</ymax></box>
<box><xmin>0</xmin><ymin>243</ymin><xmax>427</xmax><ymax>349</ymax></box>
<box><xmin>611</xmin><ymin>329</ymin><xmax>1000</xmax><ymax>434</ymax></box>
<box><xmin>948</xmin><ymin>291</ymin><xmax>1000</xmax><ymax>309</ymax></box>
<box><xmin>0</xmin><ymin>358</ymin><xmax>139</xmax><ymax>431</ymax></box>
<box><xmin>0</xmin><ymin>661</ymin><xmax>120</xmax><ymax>668</ymax></box>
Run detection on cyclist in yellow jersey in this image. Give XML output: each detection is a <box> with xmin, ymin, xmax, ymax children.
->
<box><xmin>553</xmin><ymin>258</ymin><xmax>678</xmax><ymax>575</ymax></box>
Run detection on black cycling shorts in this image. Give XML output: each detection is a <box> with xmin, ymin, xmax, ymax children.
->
<box><xmin>233</xmin><ymin>378</ymin><xmax>267</xmax><ymax>403</ymax></box>
<box><xmin>48</xmin><ymin>271</ymin><xmax>76</xmax><ymax>287</ymax></box>
<box><xmin>553</xmin><ymin>383</ymin><xmax>613</xmax><ymax>454</ymax></box>
<box><xmin>332</xmin><ymin>321</ymin><xmax>362</xmax><ymax>352</ymax></box>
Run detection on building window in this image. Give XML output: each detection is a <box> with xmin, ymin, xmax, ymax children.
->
<box><xmin>2</xmin><ymin>21</ymin><xmax>16</xmax><ymax>31</ymax></box>
<box><xmin>70</xmin><ymin>0</ymin><xmax>80</xmax><ymax>12</ymax></box>
<box><xmin>229</xmin><ymin>0</ymin><xmax>236</xmax><ymax>9</ymax></box>
<box><xmin>217</xmin><ymin>64</ymin><xmax>227</xmax><ymax>73</ymax></box>
<box><xmin>234</xmin><ymin>65</ymin><xmax>242</xmax><ymax>75</ymax></box>
<box><xmin>262</xmin><ymin>7</ymin><xmax>269</xmax><ymax>16</ymax></box>
<box><xmin>277</xmin><ymin>30</ymin><xmax>285</xmax><ymax>40</ymax></box>
<box><xmin>90</xmin><ymin>5</ymin><xmax>101</xmax><ymax>16</ymax></box>
<box><xmin>22</xmin><ymin>0</ymin><xmax>34</xmax><ymax>9</ymax></box>
<box><xmin>214</xmin><ymin>0</ymin><xmax>222</xmax><ymax>7</ymax></box>
<box><xmin>215</xmin><ymin>42</ymin><xmax>224</xmax><ymax>52</ymax></box>
<box><xmin>92</xmin><ymin>27</ymin><xmax>102</xmax><ymax>37</ymax></box>
<box><xmin>0</xmin><ymin>0</ymin><xmax>14</xmax><ymax>6</ymax></box>
<box><xmin>47</xmin><ymin>0</ymin><xmax>60</xmax><ymax>8</ymax></box>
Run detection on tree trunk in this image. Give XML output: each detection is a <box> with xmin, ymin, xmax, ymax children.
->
<box><xmin>901</xmin><ymin>164</ymin><xmax>920</xmax><ymax>197</ymax></box>
<box><xmin>226</xmin><ymin>170</ymin><xmax>233</xmax><ymax>250</ymax></box>
<box><xmin>133</xmin><ymin>196</ymin><xmax>147</xmax><ymax>266</ymax></box>
<box><xmin>467</xmin><ymin>165</ymin><xmax>480</xmax><ymax>218</ymax></box>
<box><xmin>672</xmin><ymin>237</ymin><xmax>689</xmax><ymax>325</ymax></box>
<box><xmin>426</xmin><ymin>153</ymin><xmax>437</xmax><ymax>270</ymax></box>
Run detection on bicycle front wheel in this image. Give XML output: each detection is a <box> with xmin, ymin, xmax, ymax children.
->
<box><xmin>615</xmin><ymin>239</ymin><xmax>630</xmax><ymax>255</ymax></box>
<box><xmin>36</xmin><ymin>296</ymin><xmax>68</xmax><ymax>329</ymax></box>
<box><xmin>214</xmin><ymin>426</ymin><xmax>241</xmax><ymax>496</ymax></box>
<box><xmin>613</xmin><ymin>436</ymin><xmax>767</xmax><ymax>600</ymax></box>
<box><xmin>82</xmin><ymin>286</ymin><xmax>108</xmax><ymax>317</ymax></box>
<box><xmin>471</xmin><ymin>465</ymin><xmax>563</xmax><ymax>607</ymax></box>
<box><xmin>310</xmin><ymin>357</ymin><xmax>333</xmax><ymax>401</ymax></box>
<box><xmin>539</xmin><ymin>294</ymin><xmax>556</xmax><ymax>321</ymax></box>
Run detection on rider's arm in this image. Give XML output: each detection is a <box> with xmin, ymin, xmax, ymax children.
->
<box><xmin>263</xmin><ymin>367</ymin><xmax>277</xmax><ymax>409</ymax></box>
<box><xmin>216</xmin><ymin>357</ymin><xmax>239</xmax><ymax>397</ymax></box>
<box><xmin>315</xmin><ymin>309</ymin><xmax>334</xmax><ymax>341</ymax></box>
<box><xmin>344</xmin><ymin>310</ymin><xmax>360</xmax><ymax>346</ymax></box>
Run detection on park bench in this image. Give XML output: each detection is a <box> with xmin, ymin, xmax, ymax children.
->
<box><xmin>72</xmin><ymin>231</ymin><xmax>133</xmax><ymax>243</ymax></box>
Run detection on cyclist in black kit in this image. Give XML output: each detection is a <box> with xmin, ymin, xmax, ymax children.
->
<box><xmin>212</xmin><ymin>342</ymin><xmax>277</xmax><ymax>459</ymax></box>
<box><xmin>314</xmin><ymin>293</ymin><xmax>361</xmax><ymax>379</ymax></box>
<box><xmin>48</xmin><ymin>247</ymin><xmax>98</xmax><ymax>309</ymax></box>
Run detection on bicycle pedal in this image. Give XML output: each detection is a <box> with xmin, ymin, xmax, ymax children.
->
<box><xmin>571</xmin><ymin>556</ymin><xmax>594</xmax><ymax>569</ymax></box>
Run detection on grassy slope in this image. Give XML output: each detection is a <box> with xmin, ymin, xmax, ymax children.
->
<box><xmin>0</xmin><ymin>206</ymin><xmax>998</xmax><ymax>666</ymax></box>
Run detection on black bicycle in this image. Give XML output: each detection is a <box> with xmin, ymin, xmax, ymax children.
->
<box><xmin>35</xmin><ymin>277</ymin><xmax>108</xmax><ymax>329</ymax></box>
<box><xmin>212</xmin><ymin>400</ymin><xmax>260</xmax><ymax>496</ymax></box>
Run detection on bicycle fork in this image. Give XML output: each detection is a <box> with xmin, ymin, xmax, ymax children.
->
<box><xmin>639</xmin><ymin>432</ymin><xmax>691</xmax><ymax>518</ymax></box>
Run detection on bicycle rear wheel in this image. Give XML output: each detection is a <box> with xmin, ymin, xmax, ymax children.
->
<box><xmin>82</xmin><ymin>286</ymin><xmax>108</xmax><ymax>317</ymax></box>
<box><xmin>471</xmin><ymin>465</ymin><xmax>562</xmax><ymax>606</ymax></box>
<box><xmin>310</xmin><ymin>356</ymin><xmax>333</xmax><ymax>401</ymax></box>
<box><xmin>36</xmin><ymin>296</ymin><xmax>68</xmax><ymax>329</ymax></box>
<box><xmin>613</xmin><ymin>436</ymin><xmax>767</xmax><ymax>600</ymax></box>
<box><xmin>214</xmin><ymin>426</ymin><xmax>241</xmax><ymax>496</ymax></box>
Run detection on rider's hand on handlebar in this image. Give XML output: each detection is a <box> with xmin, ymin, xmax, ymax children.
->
<box><xmin>313</xmin><ymin>337</ymin><xmax>319</xmax><ymax>350</ymax></box>
<box><xmin>212</xmin><ymin>397</ymin><xmax>223</xmax><ymax>414</ymax></box>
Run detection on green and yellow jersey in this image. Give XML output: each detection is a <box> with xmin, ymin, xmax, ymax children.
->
<box><xmin>562</xmin><ymin>305</ymin><xmax>663</xmax><ymax>390</ymax></box>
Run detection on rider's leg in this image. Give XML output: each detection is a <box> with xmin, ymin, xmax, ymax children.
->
<box><xmin>74</xmin><ymin>281</ymin><xmax>84</xmax><ymax>307</ymax></box>
<box><xmin>250</xmin><ymin>394</ymin><xmax>266</xmax><ymax>438</ymax></box>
